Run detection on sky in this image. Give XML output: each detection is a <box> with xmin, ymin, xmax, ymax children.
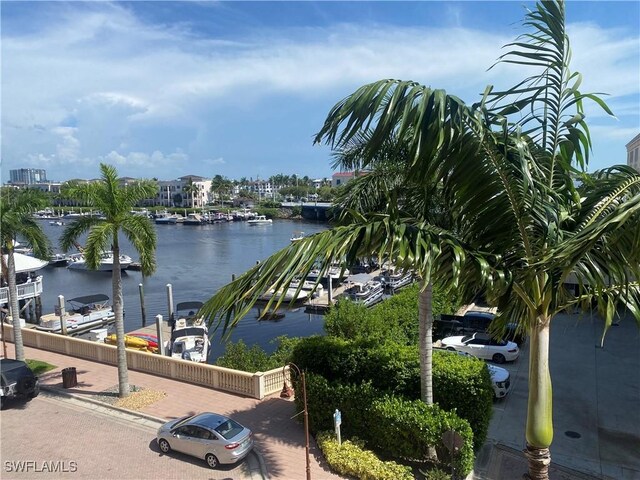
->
<box><xmin>1</xmin><ymin>1</ymin><xmax>639</xmax><ymax>183</ymax></box>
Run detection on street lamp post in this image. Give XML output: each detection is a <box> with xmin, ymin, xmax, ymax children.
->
<box><xmin>281</xmin><ymin>363</ymin><xmax>311</xmax><ymax>480</ymax></box>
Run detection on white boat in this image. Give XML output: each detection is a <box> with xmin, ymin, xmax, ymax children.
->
<box><xmin>247</xmin><ymin>215</ymin><xmax>272</xmax><ymax>225</ymax></box>
<box><xmin>67</xmin><ymin>251</ymin><xmax>133</xmax><ymax>271</ymax></box>
<box><xmin>306</xmin><ymin>264</ymin><xmax>350</xmax><ymax>283</ymax></box>
<box><xmin>49</xmin><ymin>220</ymin><xmax>65</xmax><ymax>226</ymax></box>
<box><xmin>379</xmin><ymin>267</ymin><xmax>414</xmax><ymax>290</ymax></box>
<box><xmin>166</xmin><ymin>301</ymin><xmax>210</xmax><ymax>363</ymax></box>
<box><xmin>259</xmin><ymin>284</ymin><xmax>311</xmax><ymax>303</ymax></box>
<box><xmin>155</xmin><ymin>211</ymin><xmax>179</xmax><ymax>224</ymax></box>
<box><xmin>48</xmin><ymin>253</ymin><xmax>69</xmax><ymax>267</ymax></box>
<box><xmin>290</xmin><ymin>231</ymin><xmax>305</xmax><ymax>243</ymax></box>
<box><xmin>36</xmin><ymin>294</ymin><xmax>115</xmax><ymax>334</ymax></box>
<box><xmin>343</xmin><ymin>278</ymin><xmax>384</xmax><ymax>307</ymax></box>
<box><xmin>183</xmin><ymin>213</ymin><xmax>204</xmax><ymax>225</ymax></box>
<box><xmin>290</xmin><ymin>279</ymin><xmax>324</xmax><ymax>298</ymax></box>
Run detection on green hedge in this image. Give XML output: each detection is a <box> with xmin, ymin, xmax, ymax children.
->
<box><xmin>316</xmin><ymin>431</ymin><xmax>414</xmax><ymax>480</ymax></box>
<box><xmin>368</xmin><ymin>396</ymin><xmax>474</xmax><ymax>476</ymax></box>
<box><xmin>302</xmin><ymin>373</ymin><xmax>474</xmax><ymax>475</ymax></box>
<box><xmin>291</xmin><ymin>337</ymin><xmax>492</xmax><ymax>450</ymax></box>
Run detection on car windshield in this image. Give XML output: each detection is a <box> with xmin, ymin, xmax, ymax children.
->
<box><xmin>214</xmin><ymin>419</ymin><xmax>244</xmax><ymax>440</ymax></box>
<box><xmin>173</xmin><ymin>415</ymin><xmax>196</xmax><ymax>429</ymax></box>
<box><xmin>461</xmin><ymin>335</ymin><xmax>473</xmax><ymax>342</ymax></box>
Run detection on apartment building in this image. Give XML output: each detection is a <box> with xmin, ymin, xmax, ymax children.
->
<box><xmin>627</xmin><ymin>133</ymin><xmax>640</xmax><ymax>173</ymax></box>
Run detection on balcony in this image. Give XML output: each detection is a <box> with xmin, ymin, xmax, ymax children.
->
<box><xmin>0</xmin><ymin>276</ymin><xmax>44</xmax><ymax>306</ymax></box>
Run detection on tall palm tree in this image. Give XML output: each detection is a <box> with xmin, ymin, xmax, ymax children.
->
<box><xmin>183</xmin><ymin>180</ymin><xmax>197</xmax><ymax>209</ymax></box>
<box><xmin>200</xmin><ymin>2</ymin><xmax>639</xmax><ymax>478</ymax></box>
<box><xmin>0</xmin><ymin>188</ymin><xmax>52</xmax><ymax>361</ymax></box>
<box><xmin>60</xmin><ymin>164</ymin><xmax>157</xmax><ymax>397</ymax></box>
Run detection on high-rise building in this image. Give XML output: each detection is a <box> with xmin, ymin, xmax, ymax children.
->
<box><xmin>9</xmin><ymin>168</ymin><xmax>48</xmax><ymax>185</ymax></box>
<box><xmin>627</xmin><ymin>133</ymin><xmax>640</xmax><ymax>173</ymax></box>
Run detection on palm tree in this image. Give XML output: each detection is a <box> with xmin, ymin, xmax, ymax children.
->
<box><xmin>60</xmin><ymin>164</ymin><xmax>157</xmax><ymax>397</ymax></box>
<box><xmin>199</xmin><ymin>2</ymin><xmax>639</xmax><ymax>477</ymax></box>
<box><xmin>0</xmin><ymin>188</ymin><xmax>52</xmax><ymax>361</ymax></box>
<box><xmin>183</xmin><ymin>180</ymin><xmax>197</xmax><ymax>209</ymax></box>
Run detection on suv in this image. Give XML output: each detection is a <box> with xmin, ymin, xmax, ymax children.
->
<box><xmin>1</xmin><ymin>359</ymin><xmax>40</xmax><ymax>409</ymax></box>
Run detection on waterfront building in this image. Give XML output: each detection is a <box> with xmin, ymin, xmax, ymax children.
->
<box><xmin>150</xmin><ymin>175</ymin><xmax>212</xmax><ymax>208</ymax></box>
<box><xmin>9</xmin><ymin>168</ymin><xmax>48</xmax><ymax>185</ymax></box>
<box><xmin>331</xmin><ymin>171</ymin><xmax>368</xmax><ymax>187</ymax></box>
<box><xmin>627</xmin><ymin>133</ymin><xmax>640</xmax><ymax>173</ymax></box>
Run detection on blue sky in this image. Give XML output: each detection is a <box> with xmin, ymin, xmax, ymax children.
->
<box><xmin>2</xmin><ymin>1</ymin><xmax>638</xmax><ymax>182</ymax></box>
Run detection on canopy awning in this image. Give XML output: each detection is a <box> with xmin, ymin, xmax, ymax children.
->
<box><xmin>2</xmin><ymin>252</ymin><xmax>49</xmax><ymax>273</ymax></box>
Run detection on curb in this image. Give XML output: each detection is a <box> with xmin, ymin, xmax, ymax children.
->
<box><xmin>40</xmin><ymin>385</ymin><xmax>167</xmax><ymax>426</ymax></box>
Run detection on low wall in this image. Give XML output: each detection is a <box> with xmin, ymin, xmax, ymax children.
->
<box><xmin>3</xmin><ymin>325</ymin><xmax>286</xmax><ymax>400</ymax></box>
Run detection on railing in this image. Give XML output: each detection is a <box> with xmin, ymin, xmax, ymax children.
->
<box><xmin>3</xmin><ymin>325</ymin><xmax>285</xmax><ymax>399</ymax></box>
<box><xmin>0</xmin><ymin>276</ymin><xmax>44</xmax><ymax>306</ymax></box>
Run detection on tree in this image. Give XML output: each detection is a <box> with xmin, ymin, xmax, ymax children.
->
<box><xmin>0</xmin><ymin>189</ymin><xmax>52</xmax><ymax>361</ymax></box>
<box><xmin>200</xmin><ymin>2</ymin><xmax>639</xmax><ymax>477</ymax></box>
<box><xmin>60</xmin><ymin>164</ymin><xmax>157</xmax><ymax>397</ymax></box>
<box><xmin>183</xmin><ymin>180</ymin><xmax>197</xmax><ymax>208</ymax></box>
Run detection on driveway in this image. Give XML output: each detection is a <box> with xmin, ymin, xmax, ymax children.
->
<box><xmin>0</xmin><ymin>392</ymin><xmax>258</xmax><ymax>479</ymax></box>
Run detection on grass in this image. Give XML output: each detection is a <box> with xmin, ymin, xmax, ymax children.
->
<box><xmin>26</xmin><ymin>359</ymin><xmax>57</xmax><ymax>375</ymax></box>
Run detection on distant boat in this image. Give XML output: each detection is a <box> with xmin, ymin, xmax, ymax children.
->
<box><xmin>247</xmin><ymin>215</ymin><xmax>272</xmax><ymax>225</ymax></box>
<box><xmin>48</xmin><ymin>253</ymin><xmax>69</xmax><ymax>267</ymax></box>
<box><xmin>290</xmin><ymin>231</ymin><xmax>305</xmax><ymax>243</ymax></box>
<box><xmin>343</xmin><ymin>277</ymin><xmax>384</xmax><ymax>307</ymax></box>
<box><xmin>67</xmin><ymin>251</ymin><xmax>133</xmax><ymax>272</ymax></box>
<box><xmin>49</xmin><ymin>220</ymin><xmax>64</xmax><ymax>226</ymax></box>
<box><xmin>155</xmin><ymin>211</ymin><xmax>179</xmax><ymax>224</ymax></box>
<box><xmin>183</xmin><ymin>213</ymin><xmax>205</xmax><ymax>225</ymax></box>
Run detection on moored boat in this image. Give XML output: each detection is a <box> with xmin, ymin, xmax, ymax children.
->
<box><xmin>166</xmin><ymin>301</ymin><xmax>210</xmax><ymax>363</ymax></box>
<box><xmin>247</xmin><ymin>215</ymin><xmax>272</xmax><ymax>225</ymax></box>
<box><xmin>67</xmin><ymin>251</ymin><xmax>133</xmax><ymax>272</ymax></box>
<box><xmin>342</xmin><ymin>276</ymin><xmax>385</xmax><ymax>307</ymax></box>
<box><xmin>36</xmin><ymin>294</ymin><xmax>116</xmax><ymax>334</ymax></box>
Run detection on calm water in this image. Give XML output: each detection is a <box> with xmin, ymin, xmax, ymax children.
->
<box><xmin>36</xmin><ymin>219</ymin><xmax>328</xmax><ymax>361</ymax></box>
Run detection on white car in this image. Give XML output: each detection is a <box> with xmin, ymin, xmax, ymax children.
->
<box><xmin>434</xmin><ymin>347</ymin><xmax>511</xmax><ymax>398</ymax></box>
<box><xmin>441</xmin><ymin>332</ymin><xmax>519</xmax><ymax>363</ymax></box>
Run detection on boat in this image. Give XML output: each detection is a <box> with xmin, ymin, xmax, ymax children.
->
<box><xmin>67</xmin><ymin>251</ymin><xmax>133</xmax><ymax>271</ymax></box>
<box><xmin>36</xmin><ymin>294</ymin><xmax>116</xmax><ymax>334</ymax></box>
<box><xmin>104</xmin><ymin>333</ymin><xmax>158</xmax><ymax>353</ymax></box>
<box><xmin>343</xmin><ymin>277</ymin><xmax>385</xmax><ymax>307</ymax></box>
<box><xmin>48</xmin><ymin>253</ymin><xmax>69</xmax><ymax>267</ymax></box>
<box><xmin>183</xmin><ymin>213</ymin><xmax>204</xmax><ymax>225</ymax></box>
<box><xmin>259</xmin><ymin>284</ymin><xmax>311</xmax><ymax>303</ymax></box>
<box><xmin>290</xmin><ymin>231</ymin><xmax>305</xmax><ymax>243</ymax></box>
<box><xmin>49</xmin><ymin>220</ymin><xmax>65</xmax><ymax>226</ymax></box>
<box><xmin>247</xmin><ymin>215</ymin><xmax>272</xmax><ymax>225</ymax></box>
<box><xmin>166</xmin><ymin>301</ymin><xmax>210</xmax><ymax>363</ymax></box>
<box><xmin>306</xmin><ymin>264</ymin><xmax>350</xmax><ymax>284</ymax></box>
<box><xmin>290</xmin><ymin>279</ymin><xmax>324</xmax><ymax>298</ymax></box>
<box><xmin>379</xmin><ymin>267</ymin><xmax>414</xmax><ymax>290</ymax></box>
<box><xmin>155</xmin><ymin>211</ymin><xmax>179</xmax><ymax>224</ymax></box>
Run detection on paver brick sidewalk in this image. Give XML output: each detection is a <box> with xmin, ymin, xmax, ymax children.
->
<box><xmin>13</xmin><ymin>345</ymin><xmax>344</xmax><ymax>480</ymax></box>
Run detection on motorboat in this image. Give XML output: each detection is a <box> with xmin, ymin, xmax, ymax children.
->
<box><xmin>48</xmin><ymin>253</ymin><xmax>69</xmax><ymax>267</ymax></box>
<box><xmin>289</xmin><ymin>279</ymin><xmax>324</xmax><ymax>298</ymax></box>
<box><xmin>155</xmin><ymin>211</ymin><xmax>179</xmax><ymax>224</ymax></box>
<box><xmin>379</xmin><ymin>267</ymin><xmax>414</xmax><ymax>290</ymax></box>
<box><xmin>306</xmin><ymin>264</ymin><xmax>350</xmax><ymax>284</ymax></box>
<box><xmin>290</xmin><ymin>231</ymin><xmax>305</xmax><ymax>243</ymax></box>
<box><xmin>36</xmin><ymin>294</ymin><xmax>116</xmax><ymax>334</ymax></box>
<box><xmin>247</xmin><ymin>215</ymin><xmax>272</xmax><ymax>225</ymax></box>
<box><xmin>259</xmin><ymin>284</ymin><xmax>311</xmax><ymax>303</ymax></box>
<box><xmin>49</xmin><ymin>220</ymin><xmax>65</xmax><ymax>226</ymax></box>
<box><xmin>104</xmin><ymin>333</ymin><xmax>158</xmax><ymax>353</ymax></box>
<box><xmin>166</xmin><ymin>301</ymin><xmax>210</xmax><ymax>363</ymax></box>
<box><xmin>67</xmin><ymin>251</ymin><xmax>133</xmax><ymax>271</ymax></box>
<box><xmin>183</xmin><ymin>213</ymin><xmax>205</xmax><ymax>225</ymax></box>
<box><xmin>343</xmin><ymin>278</ymin><xmax>384</xmax><ymax>307</ymax></box>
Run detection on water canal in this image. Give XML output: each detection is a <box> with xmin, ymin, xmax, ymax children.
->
<box><xmin>36</xmin><ymin>218</ymin><xmax>329</xmax><ymax>361</ymax></box>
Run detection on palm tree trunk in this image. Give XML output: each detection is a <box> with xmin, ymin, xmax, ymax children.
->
<box><xmin>112</xmin><ymin>240</ymin><xmax>130</xmax><ymax>398</ymax></box>
<box><xmin>418</xmin><ymin>279</ymin><xmax>434</xmax><ymax>404</ymax></box>
<box><xmin>524</xmin><ymin>317</ymin><xmax>553</xmax><ymax>480</ymax></box>
<box><xmin>7</xmin><ymin>250</ymin><xmax>25</xmax><ymax>361</ymax></box>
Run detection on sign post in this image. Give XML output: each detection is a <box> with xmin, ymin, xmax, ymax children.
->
<box><xmin>333</xmin><ymin>409</ymin><xmax>342</xmax><ymax>445</ymax></box>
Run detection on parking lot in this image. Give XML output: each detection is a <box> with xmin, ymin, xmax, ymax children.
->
<box><xmin>484</xmin><ymin>311</ymin><xmax>640</xmax><ymax>479</ymax></box>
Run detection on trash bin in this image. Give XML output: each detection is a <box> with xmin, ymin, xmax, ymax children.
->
<box><xmin>61</xmin><ymin>367</ymin><xmax>77</xmax><ymax>388</ymax></box>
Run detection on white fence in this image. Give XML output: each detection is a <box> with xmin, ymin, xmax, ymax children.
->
<box><xmin>3</xmin><ymin>325</ymin><xmax>286</xmax><ymax>400</ymax></box>
<box><xmin>0</xmin><ymin>277</ymin><xmax>44</xmax><ymax>306</ymax></box>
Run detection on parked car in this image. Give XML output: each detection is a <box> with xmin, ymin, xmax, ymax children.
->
<box><xmin>0</xmin><ymin>359</ymin><xmax>40</xmax><ymax>409</ymax></box>
<box><xmin>440</xmin><ymin>332</ymin><xmax>520</xmax><ymax>363</ymax></box>
<box><xmin>434</xmin><ymin>347</ymin><xmax>511</xmax><ymax>398</ymax></box>
<box><xmin>436</xmin><ymin>310</ymin><xmax>526</xmax><ymax>345</ymax></box>
<box><xmin>157</xmin><ymin>412</ymin><xmax>253</xmax><ymax>468</ymax></box>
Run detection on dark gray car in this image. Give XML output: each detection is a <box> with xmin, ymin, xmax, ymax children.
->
<box><xmin>0</xmin><ymin>359</ymin><xmax>40</xmax><ymax>409</ymax></box>
<box><xmin>157</xmin><ymin>412</ymin><xmax>253</xmax><ymax>468</ymax></box>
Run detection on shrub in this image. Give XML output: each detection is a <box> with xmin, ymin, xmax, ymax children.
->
<box><xmin>215</xmin><ymin>336</ymin><xmax>301</xmax><ymax>372</ymax></box>
<box><xmin>368</xmin><ymin>396</ymin><xmax>475</xmax><ymax>476</ymax></box>
<box><xmin>316</xmin><ymin>431</ymin><xmax>414</xmax><ymax>480</ymax></box>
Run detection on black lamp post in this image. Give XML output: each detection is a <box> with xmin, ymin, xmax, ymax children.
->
<box><xmin>281</xmin><ymin>363</ymin><xmax>311</xmax><ymax>480</ymax></box>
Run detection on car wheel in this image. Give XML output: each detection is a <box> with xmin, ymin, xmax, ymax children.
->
<box><xmin>28</xmin><ymin>384</ymin><xmax>40</xmax><ymax>399</ymax></box>
<box><xmin>492</xmin><ymin>353</ymin><xmax>506</xmax><ymax>364</ymax></box>
<box><xmin>205</xmin><ymin>453</ymin><xmax>219</xmax><ymax>469</ymax></box>
<box><xmin>158</xmin><ymin>439</ymin><xmax>171</xmax><ymax>454</ymax></box>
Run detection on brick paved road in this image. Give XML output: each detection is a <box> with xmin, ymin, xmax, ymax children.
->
<box><xmin>1</xmin><ymin>393</ymin><xmax>252</xmax><ymax>480</ymax></box>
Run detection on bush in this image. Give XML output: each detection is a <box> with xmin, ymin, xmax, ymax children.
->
<box><xmin>432</xmin><ymin>350</ymin><xmax>493</xmax><ymax>451</ymax></box>
<box><xmin>368</xmin><ymin>396</ymin><xmax>475</xmax><ymax>476</ymax></box>
<box><xmin>316</xmin><ymin>431</ymin><xmax>414</xmax><ymax>480</ymax></box>
<box><xmin>215</xmin><ymin>336</ymin><xmax>301</xmax><ymax>372</ymax></box>
<box><xmin>291</xmin><ymin>336</ymin><xmax>493</xmax><ymax>450</ymax></box>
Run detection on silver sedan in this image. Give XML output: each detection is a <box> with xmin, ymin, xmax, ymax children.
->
<box><xmin>157</xmin><ymin>412</ymin><xmax>253</xmax><ymax>468</ymax></box>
